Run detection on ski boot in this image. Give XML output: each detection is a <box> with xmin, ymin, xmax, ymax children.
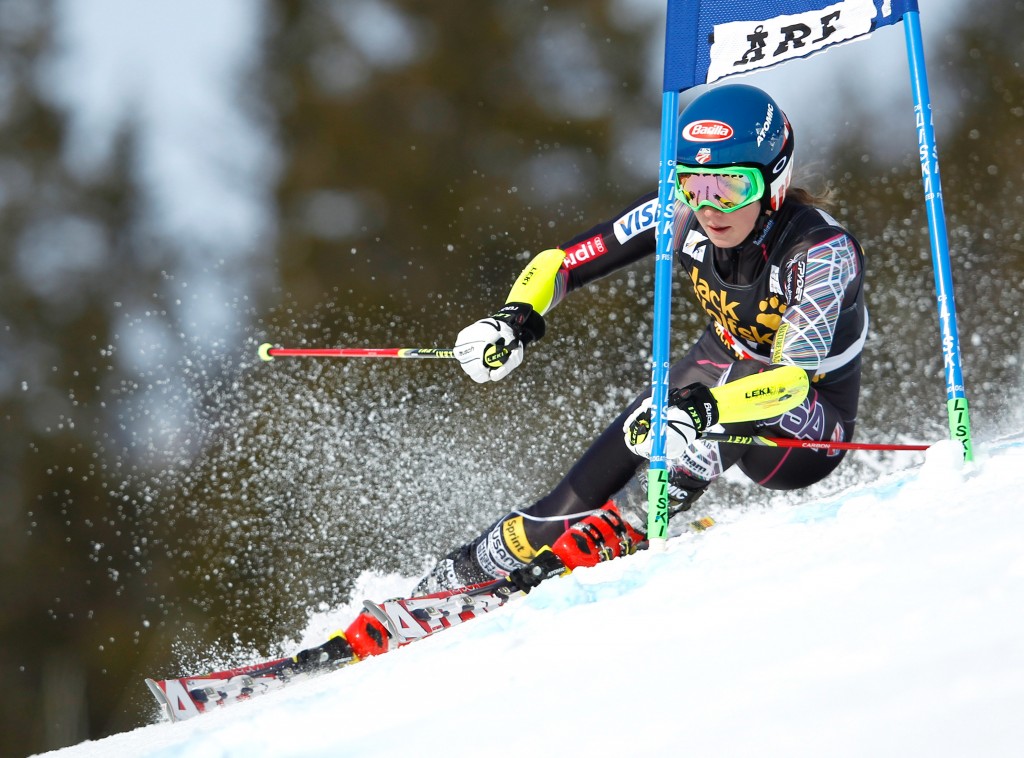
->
<box><xmin>550</xmin><ymin>467</ymin><xmax>708</xmax><ymax>569</ymax></box>
<box><xmin>415</xmin><ymin>512</ymin><xmax>542</xmax><ymax>594</ymax></box>
<box><xmin>550</xmin><ymin>500</ymin><xmax>645</xmax><ymax>569</ymax></box>
<box><xmin>290</xmin><ymin>631</ymin><xmax>359</xmax><ymax>673</ymax></box>
<box><xmin>343</xmin><ymin>610</ymin><xmax>394</xmax><ymax>658</ymax></box>
<box><xmin>414</xmin><ymin>541</ymin><xmax>499</xmax><ymax>595</ymax></box>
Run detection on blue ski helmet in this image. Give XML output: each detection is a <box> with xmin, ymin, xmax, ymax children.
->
<box><xmin>676</xmin><ymin>84</ymin><xmax>795</xmax><ymax>212</ymax></box>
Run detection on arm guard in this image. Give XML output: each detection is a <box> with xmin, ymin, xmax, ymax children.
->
<box><xmin>504</xmin><ymin>248</ymin><xmax>567</xmax><ymax>315</ymax></box>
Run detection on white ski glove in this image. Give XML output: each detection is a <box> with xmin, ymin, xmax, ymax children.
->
<box><xmin>455</xmin><ymin>302</ymin><xmax>545</xmax><ymax>383</ymax></box>
<box><xmin>623</xmin><ymin>383</ymin><xmax>719</xmax><ymax>460</ymax></box>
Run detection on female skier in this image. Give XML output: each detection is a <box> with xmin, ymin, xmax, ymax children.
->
<box><xmin>417</xmin><ymin>83</ymin><xmax>868</xmax><ymax>593</ymax></box>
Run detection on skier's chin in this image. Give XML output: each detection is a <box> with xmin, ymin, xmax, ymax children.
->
<box><xmin>697</xmin><ymin>203</ymin><xmax>760</xmax><ymax>248</ymax></box>
<box><xmin>701</xmin><ymin>222</ymin><xmax>745</xmax><ymax>248</ymax></box>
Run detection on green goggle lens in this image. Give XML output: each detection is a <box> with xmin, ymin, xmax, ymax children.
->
<box><xmin>675</xmin><ymin>166</ymin><xmax>765</xmax><ymax>213</ymax></box>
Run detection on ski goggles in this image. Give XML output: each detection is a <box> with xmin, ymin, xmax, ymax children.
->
<box><xmin>675</xmin><ymin>165</ymin><xmax>765</xmax><ymax>213</ymax></box>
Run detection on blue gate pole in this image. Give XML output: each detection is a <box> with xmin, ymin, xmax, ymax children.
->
<box><xmin>902</xmin><ymin>11</ymin><xmax>974</xmax><ymax>461</ymax></box>
<box><xmin>646</xmin><ymin>89</ymin><xmax>680</xmax><ymax>546</ymax></box>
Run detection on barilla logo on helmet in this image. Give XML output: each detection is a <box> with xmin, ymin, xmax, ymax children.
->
<box><xmin>695</xmin><ymin>147</ymin><xmax>712</xmax><ymax>164</ymax></box>
<box><xmin>682</xmin><ymin>120</ymin><xmax>734</xmax><ymax>142</ymax></box>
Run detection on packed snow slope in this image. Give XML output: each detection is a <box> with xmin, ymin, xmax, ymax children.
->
<box><xmin>40</xmin><ymin>436</ymin><xmax>1024</xmax><ymax>758</ymax></box>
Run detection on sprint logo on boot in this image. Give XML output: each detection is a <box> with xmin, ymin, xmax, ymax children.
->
<box><xmin>501</xmin><ymin>516</ymin><xmax>536</xmax><ymax>563</ymax></box>
<box><xmin>480</xmin><ymin>523</ymin><xmax>528</xmax><ymax>575</ymax></box>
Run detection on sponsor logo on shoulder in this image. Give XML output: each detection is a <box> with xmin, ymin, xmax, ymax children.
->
<box><xmin>681</xmin><ymin>229</ymin><xmax>708</xmax><ymax>262</ymax></box>
<box><xmin>682</xmin><ymin>120</ymin><xmax>734</xmax><ymax>142</ymax></box>
<box><xmin>612</xmin><ymin>199</ymin><xmax>658</xmax><ymax>245</ymax></box>
<box><xmin>784</xmin><ymin>259</ymin><xmax>805</xmax><ymax>302</ymax></box>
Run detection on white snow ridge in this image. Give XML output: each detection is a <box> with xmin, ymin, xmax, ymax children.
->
<box><xmin>40</xmin><ymin>436</ymin><xmax>1024</xmax><ymax>758</ymax></box>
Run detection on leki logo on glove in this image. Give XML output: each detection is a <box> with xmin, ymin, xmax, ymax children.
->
<box><xmin>685</xmin><ymin>405</ymin><xmax>703</xmax><ymax>430</ymax></box>
<box><xmin>628</xmin><ymin>412</ymin><xmax>651</xmax><ymax>446</ymax></box>
<box><xmin>686</xmin><ymin>401</ymin><xmax>715</xmax><ymax>431</ymax></box>
<box><xmin>483</xmin><ymin>343</ymin><xmax>511</xmax><ymax>368</ymax></box>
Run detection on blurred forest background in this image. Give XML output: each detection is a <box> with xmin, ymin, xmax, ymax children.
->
<box><xmin>2</xmin><ymin>1</ymin><xmax>1022</xmax><ymax>754</ymax></box>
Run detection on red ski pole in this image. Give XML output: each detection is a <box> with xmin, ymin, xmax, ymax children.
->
<box><xmin>257</xmin><ymin>345</ymin><xmax>932</xmax><ymax>453</ymax></box>
<box><xmin>258</xmin><ymin>343</ymin><xmax>455</xmax><ymax>362</ymax></box>
<box><xmin>701</xmin><ymin>432</ymin><xmax>931</xmax><ymax>452</ymax></box>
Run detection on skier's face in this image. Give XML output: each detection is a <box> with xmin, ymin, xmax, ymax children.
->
<box><xmin>696</xmin><ymin>202</ymin><xmax>761</xmax><ymax>249</ymax></box>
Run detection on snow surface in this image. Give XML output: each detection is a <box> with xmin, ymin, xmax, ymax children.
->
<box><xmin>38</xmin><ymin>436</ymin><xmax>1024</xmax><ymax>758</ymax></box>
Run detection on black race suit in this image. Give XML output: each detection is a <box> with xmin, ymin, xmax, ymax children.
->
<box><xmin>421</xmin><ymin>193</ymin><xmax>867</xmax><ymax>591</ymax></box>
